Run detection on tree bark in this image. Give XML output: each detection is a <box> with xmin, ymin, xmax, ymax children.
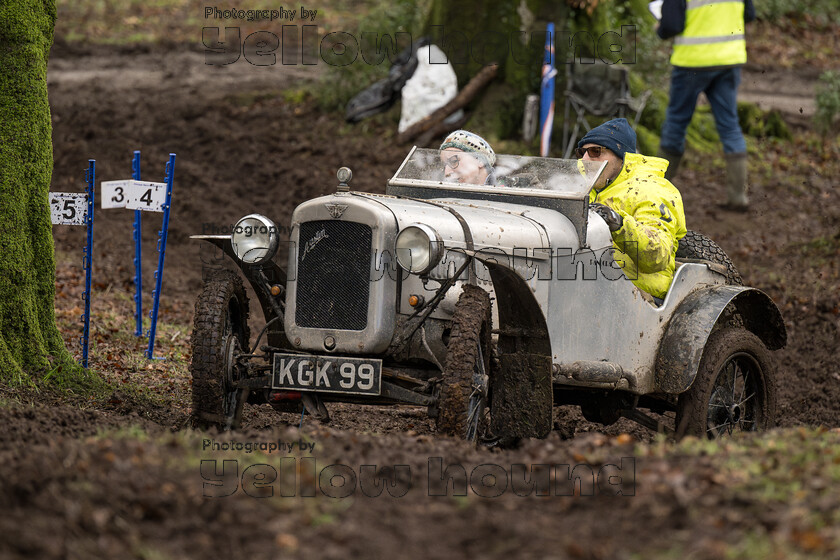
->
<box><xmin>0</xmin><ymin>1</ymin><xmax>80</xmax><ymax>381</ymax></box>
<box><xmin>423</xmin><ymin>0</ymin><xmax>570</xmax><ymax>140</ymax></box>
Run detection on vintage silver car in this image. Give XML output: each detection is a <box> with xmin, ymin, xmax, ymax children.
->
<box><xmin>190</xmin><ymin>147</ymin><xmax>786</xmax><ymax>443</ymax></box>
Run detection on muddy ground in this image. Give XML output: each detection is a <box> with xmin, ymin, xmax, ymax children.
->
<box><xmin>4</xmin><ymin>20</ymin><xmax>840</xmax><ymax>559</ymax></box>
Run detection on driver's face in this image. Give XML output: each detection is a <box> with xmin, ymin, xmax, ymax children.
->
<box><xmin>440</xmin><ymin>148</ymin><xmax>488</xmax><ymax>185</ymax></box>
<box><xmin>579</xmin><ymin>143</ymin><xmax>623</xmax><ymax>186</ymax></box>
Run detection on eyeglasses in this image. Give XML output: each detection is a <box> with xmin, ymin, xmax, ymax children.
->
<box><xmin>575</xmin><ymin>146</ymin><xmax>605</xmax><ymax>159</ymax></box>
<box><xmin>443</xmin><ymin>154</ymin><xmax>460</xmax><ymax>170</ymax></box>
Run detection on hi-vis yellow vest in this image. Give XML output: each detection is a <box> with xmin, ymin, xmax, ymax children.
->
<box><xmin>671</xmin><ymin>0</ymin><xmax>746</xmax><ymax>68</ymax></box>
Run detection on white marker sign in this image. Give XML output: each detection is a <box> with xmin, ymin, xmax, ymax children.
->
<box><xmin>100</xmin><ymin>180</ymin><xmax>133</xmax><ymax>209</ymax></box>
<box><xmin>126</xmin><ymin>181</ymin><xmax>167</xmax><ymax>212</ymax></box>
<box><xmin>50</xmin><ymin>193</ymin><xmax>89</xmax><ymax>225</ymax></box>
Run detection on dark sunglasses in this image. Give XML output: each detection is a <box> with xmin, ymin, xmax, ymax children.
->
<box><xmin>575</xmin><ymin>146</ymin><xmax>605</xmax><ymax>159</ymax></box>
<box><xmin>443</xmin><ymin>154</ymin><xmax>460</xmax><ymax>170</ymax></box>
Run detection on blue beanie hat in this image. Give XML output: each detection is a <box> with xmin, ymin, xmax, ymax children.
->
<box><xmin>577</xmin><ymin>118</ymin><xmax>637</xmax><ymax>161</ymax></box>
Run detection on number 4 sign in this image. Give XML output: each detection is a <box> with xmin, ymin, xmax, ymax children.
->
<box><xmin>126</xmin><ymin>181</ymin><xmax>167</xmax><ymax>212</ymax></box>
<box><xmin>99</xmin><ymin>152</ymin><xmax>176</xmax><ymax>361</ymax></box>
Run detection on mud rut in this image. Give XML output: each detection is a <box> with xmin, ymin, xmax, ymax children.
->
<box><xmin>3</xmin><ymin>41</ymin><xmax>838</xmax><ymax>559</ymax></box>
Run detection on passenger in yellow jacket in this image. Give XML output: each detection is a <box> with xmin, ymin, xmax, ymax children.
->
<box><xmin>577</xmin><ymin>118</ymin><xmax>687</xmax><ymax>300</ymax></box>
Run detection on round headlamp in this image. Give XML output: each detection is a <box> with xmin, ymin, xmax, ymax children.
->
<box><xmin>395</xmin><ymin>224</ymin><xmax>444</xmax><ymax>275</ymax></box>
<box><xmin>231</xmin><ymin>214</ymin><xmax>279</xmax><ymax>265</ymax></box>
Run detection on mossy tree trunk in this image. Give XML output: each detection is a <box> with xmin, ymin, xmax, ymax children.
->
<box><xmin>423</xmin><ymin>0</ymin><xmax>571</xmax><ymax>140</ymax></box>
<box><xmin>0</xmin><ymin>1</ymin><xmax>81</xmax><ymax>382</ymax></box>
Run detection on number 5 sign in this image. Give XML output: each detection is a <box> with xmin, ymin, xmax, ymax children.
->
<box><xmin>50</xmin><ymin>160</ymin><xmax>96</xmax><ymax>369</ymax></box>
<box><xmin>50</xmin><ymin>193</ymin><xmax>89</xmax><ymax>225</ymax></box>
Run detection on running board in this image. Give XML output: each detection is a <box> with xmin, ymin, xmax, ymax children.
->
<box><xmin>620</xmin><ymin>408</ymin><xmax>674</xmax><ymax>436</ymax></box>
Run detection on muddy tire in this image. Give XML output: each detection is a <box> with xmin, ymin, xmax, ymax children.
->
<box><xmin>677</xmin><ymin>230</ymin><xmax>743</xmax><ymax>286</ymax></box>
<box><xmin>436</xmin><ymin>284</ymin><xmax>492</xmax><ymax>441</ymax></box>
<box><xmin>676</xmin><ymin>328</ymin><xmax>777</xmax><ymax>439</ymax></box>
<box><xmin>190</xmin><ymin>270</ymin><xmax>251</xmax><ymax>430</ymax></box>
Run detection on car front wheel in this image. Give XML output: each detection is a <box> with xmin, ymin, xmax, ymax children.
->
<box><xmin>436</xmin><ymin>284</ymin><xmax>492</xmax><ymax>442</ymax></box>
<box><xmin>190</xmin><ymin>270</ymin><xmax>251</xmax><ymax>430</ymax></box>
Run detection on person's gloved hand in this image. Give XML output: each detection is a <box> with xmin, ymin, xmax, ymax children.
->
<box><xmin>590</xmin><ymin>203</ymin><xmax>623</xmax><ymax>232</ymax></box>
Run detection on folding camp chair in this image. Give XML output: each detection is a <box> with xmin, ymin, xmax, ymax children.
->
<box><xmin>562</xmin><ymin>61</ymin><xmax>651</xmax><ymax>158</ymax></box>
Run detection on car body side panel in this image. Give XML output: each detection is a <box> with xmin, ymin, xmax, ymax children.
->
<box><xmin>546</xmin><ymin>258</ymin><xmax>724</xmax><ymax>394</ymax></box>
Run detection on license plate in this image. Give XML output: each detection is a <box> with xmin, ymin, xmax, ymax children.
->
<box><xmin>272</xmin><ymin>354</ymin><xmax>382</xmax><ymax>396</ymax></box>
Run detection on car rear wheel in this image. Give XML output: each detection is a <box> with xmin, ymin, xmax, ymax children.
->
<box><xmin>676</xmin><ymin>328</ymin><xmax>777</xmax><ymax>439</ymax></box>
<box><xmin>190</xmin><ymin>270</ymin><xmax>251</xmax><ymax>430</ymax></box>
<box><xmin>436</xmin><ymin>284</ymin><xmax>492</xmax><ymax>442</ymax></box>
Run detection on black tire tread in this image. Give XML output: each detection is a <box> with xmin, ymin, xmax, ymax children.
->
<box><xmin>190</xmin><ymin>270</ymin><xmax>250</xmax><ymax>429</ymax></box>
<box><xmin>436</xmin><ymin>284</ymin><xmax>492</xmax><ymax>438</ymax></box>
<box><xmin>677</xmin><ymin>230</ymin><xmax>743</xmax><ymax>286</ymax></box>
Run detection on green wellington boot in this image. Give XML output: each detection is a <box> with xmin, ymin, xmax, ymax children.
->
<box><xmin>723</xmin><ymin>152</ymin><xmax>749</xmax><ymax>211</ymax></box>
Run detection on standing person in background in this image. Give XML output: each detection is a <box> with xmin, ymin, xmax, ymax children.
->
<box><xmin>656</xmin><ymin>0</ymin><xmax>756</xmax><ymax>211</ymax></box>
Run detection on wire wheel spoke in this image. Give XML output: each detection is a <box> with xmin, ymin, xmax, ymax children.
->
<box><xmin>681</xmin><ymin>330</ymin><xmax>775</xmax><ymax>440</ymax></box>
<box><xmin>705</xmin><ymin>352</ymin><xmax>763</xmax><ymax>438</ymax></box>
<box><xmin>708</xmin><ymin>419</ymin><xmax>734</xmax><ymax>436</ymax></box>
<box><xmin>466</xmin><ymin>340</ymin><xmax>488</xmax><ymax>442</ymax></box>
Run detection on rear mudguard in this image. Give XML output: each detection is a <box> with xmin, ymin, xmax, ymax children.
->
<box><xmin>655</xmin><ymin>285</ymin><xmax>786</xmax><ymax>394</ymax></box>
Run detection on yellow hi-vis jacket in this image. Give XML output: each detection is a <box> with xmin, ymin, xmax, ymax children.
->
<box><xmin>671</xmin><ymin>0</ymin><xmax>746</xmax><ymax>68</ymax></box>
<box><xmin>589</xmin><ymin>153</ymin><xmax>688</xmax><ymax>299</ymax></box>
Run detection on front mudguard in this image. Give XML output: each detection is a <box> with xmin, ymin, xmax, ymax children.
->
<box><xmin>655</xmin><ymin>285</ymin><xmax>786</xmax><ymax>394</ymax></box>
<box><xmin>193</xmin><ymin>235</ymin><xmax>287</xmax><ymax>347</ymax></box>
<box><xmin>483</xmin><ymin>259</ymin><xmax>553</xmax><ymax>440</ymax></box>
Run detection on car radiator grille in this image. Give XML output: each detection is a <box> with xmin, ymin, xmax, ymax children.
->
<box><xmin>295</xmin><ymin>220</ymin><xmax>371</xmax><ymax>331</ymax></box>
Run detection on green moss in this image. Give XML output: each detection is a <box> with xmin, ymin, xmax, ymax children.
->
<box><xmin>738</xmin><ymin>101</ymin><xmax>792</xmax><ymax>140</ymax></box>
<box><xmin>635</xmin><ymin>78</ymin><xmax>758</xmax><ymax>155</ymax></box>
<box><xmin>472</xmin><ymin>82</ymin><xmax>525</xmax><ymax>140</ymax></box>
<box><xmin>312</xmin><ymin>0</ymin><xmax>428</xmax><ymax>112</ymax></box>
<box><xmin>635</xmin><ymin>123</ymin><xmax>660</xmax><ymax>156</ymax></box>
<box><xmin>0</xmin><ymin>0</ymin><xmax>95</xmax><ymax>388</ymax></box>
<box><xmin>814</xmin><ymin>70</ymin><xmax>840</xmax><ymax>137</ymax></box>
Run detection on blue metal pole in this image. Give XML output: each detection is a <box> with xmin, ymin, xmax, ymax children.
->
<box><xmin>132</xmin><ymin>151</ymin><xmax>143</xmax><ymax>337</ymax></box>
<box><xmin>146</xmin><ymin>153</ymin><xmax>176</xmax><ymax>359</ymax></box>
<box><xmin>539</xmin><ymin>23</ymin><xmax>557</xmax><ymax>157</ymax></box>
<box><xmin>81</xmin><ymin>160</ymin><xmax>95</xmax><ymax>368</ymax></box>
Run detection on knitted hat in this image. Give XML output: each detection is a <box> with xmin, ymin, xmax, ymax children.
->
<box><xmin>439</xmin><ymin>130</ymin><xmax>496</xmax><ymax>168</ymax></box>
<box><xmin>577</xmin><ymin>118</ymin><xmax>637</xmax><ymax>161</ymax></box>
